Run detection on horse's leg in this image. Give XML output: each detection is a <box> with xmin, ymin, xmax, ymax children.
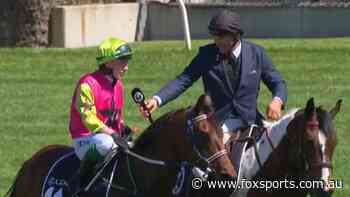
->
<box><xmin>6</xmin><ymin>144</ymin><xmax>71</xmax><ymax>197</ymax></box>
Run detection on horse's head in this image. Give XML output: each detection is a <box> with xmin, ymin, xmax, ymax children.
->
<box><xmin>187</xmin><ymin>94</ymin><xmax>236</xmax><ymax>177</ymax></box>
<box><xmin>132</xmin><ymin>94</ymin><xmax>236</xmax><ymax>179</ymax></box>
<box><xmin>287</xmin><ymin>98</ymin><xmax>341</xmax><ymax>197</ymax></box>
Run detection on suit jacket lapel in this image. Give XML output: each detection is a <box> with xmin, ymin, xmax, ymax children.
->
<box><xmin>238</xmin><ymin>40</ymin><xmax>253</xmax><ymax>92</ymax></box>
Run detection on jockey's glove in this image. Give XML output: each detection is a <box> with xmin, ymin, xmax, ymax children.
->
<box><xmin>123</xmin><ymin>125</ymin><xmax>133</xmax><ymax>136</ymax></box>
<box><xmin>111</xmin><ymin>133</ymin><xmax>129</xmax><ymax>150</ymax></box>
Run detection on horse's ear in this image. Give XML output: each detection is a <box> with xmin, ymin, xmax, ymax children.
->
<box><xmin>194</xmin><ymin>94</ymin><xmax>215</xmax><ymax>114</ymax></box>
<box><xmin>305</xmin><ymin>97</ymin><xmax>316</xmax><ymax>119</ymax></box>
<box><xmin>329</xmin><ymin>99</ymin><xmax>342</xmax><ymax>119</ymax></box>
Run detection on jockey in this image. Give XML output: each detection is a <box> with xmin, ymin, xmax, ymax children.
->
<box><xmin>69</xmin><ymin>37</ymin><xmax>132</xmax><ymax>190</ymax></box>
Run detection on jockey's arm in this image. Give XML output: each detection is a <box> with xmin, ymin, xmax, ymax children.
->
<box><xmin>76</xmin><ymin>83</ymin><xmax>133</xmax><ymax>149</ymax></box>
<box><xmin>76</xmin><ymin>83</ymin><xmax>113</xmax><ymax>134</ymax></box>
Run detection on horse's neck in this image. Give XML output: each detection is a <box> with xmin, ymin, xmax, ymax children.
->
<box><xmin>239</xmin><ymin>109</ymin><xmax>300</xmax><ymax>180</ymax></box>
<box><xmin>112</xmin><ymin>152</ymin><xmax>173</xmax><ymax>197</ymax></box>
<box><xmin>133</xmin><ymin>111</ymin><xmax>188</xmax><ymax>160</ymax></box>
<box><xmin>112</xmin><ymin>114</ymin><xmax>187</xmax><ymax>196</ymax></box>
<box><xmin>255</xmin><ymin>109</ymin><xmax>304</xmax><ymax>177</ymax></box>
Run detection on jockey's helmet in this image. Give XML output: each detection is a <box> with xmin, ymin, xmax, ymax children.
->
<box><xmin>96</xmin><ymin>38</ymin><xmax>133</xmax><ymax>65</ymax></box>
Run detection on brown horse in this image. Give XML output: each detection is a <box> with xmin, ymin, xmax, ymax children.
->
<box><xmin>5</xmin><ymin>95</ymin><xmax>236</xmax><ymax>197</ymax></box>
<box><xmin>234</xmin><ymin>98</ymin><xmax>341</xmax><ymax>197</ymax></box>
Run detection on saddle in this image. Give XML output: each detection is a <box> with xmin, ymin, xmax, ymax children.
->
<box><xmin>225</xmin><ymin>125</ymin><xmax>274</xmax><ymax>169</ymax></box>
<box><xmin>41</xmin><ymin>148</ymin><xmax>119</xmax><ymax>197</ymax></box>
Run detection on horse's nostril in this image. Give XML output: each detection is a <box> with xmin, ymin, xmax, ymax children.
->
<box><xmin>328</xmin><ymin>187</ymin><xmax>335</xmax><ymax>195</ymax></box>
<box><xmin>324</xmin><ymin>182</ymin><xmax>335</xmax><ymax>194</ymax></box>
<box><xmin>315</xmin><ymin>188</ymin><xmax>333</xmax><ymax>197</ymax></box>
<box><xmin>220</xmin><ymin>173</ymin><xmax>233</xmax><ymax>180</ymax></box>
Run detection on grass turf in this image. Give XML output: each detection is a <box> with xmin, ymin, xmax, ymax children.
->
<box><xmin>0</xmin><ymin>38</ymin><xmax>349</xmax><ymax>196</ymax></box>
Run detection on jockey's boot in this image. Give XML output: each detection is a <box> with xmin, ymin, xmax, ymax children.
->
<box><xmin>75</xmin><ymin>157</ymin><xmax>97</xmax><ymax>196</ymax></box>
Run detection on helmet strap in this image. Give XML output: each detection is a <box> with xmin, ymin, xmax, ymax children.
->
<box><xmin>99</xmin><ymin>64</ymin><xmax>113</xmax><ymax>76</ymax></box>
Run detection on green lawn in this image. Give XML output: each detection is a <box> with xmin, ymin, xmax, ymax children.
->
<box><xmin>0</xmin><ymin>38</ymin><xmax>349</xmax><ymax>196</ymax></box>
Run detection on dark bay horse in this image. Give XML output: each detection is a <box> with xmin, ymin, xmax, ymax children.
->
<box><xmin>235</xmin><ymin>98</ymin><xmax>341</xmax><ymax>197</ymax></box>
<box><xmin>5</xmin><ymin>95</ymin><xmax>236</xmax><ymax>197</ymax></box>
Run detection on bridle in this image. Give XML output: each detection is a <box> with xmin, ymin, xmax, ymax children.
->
<box><xmin>93</xmin><ymin>109</ymin><xmax>229</xmax><ymax>196</ymax></box>
<box><xmin>186</xmin><ymin>111</ymin><xmax>228</xmax><ymax>168</ymax></box>
<box><xmin>307</xmin><ymin>120</ymin><xmax>333</xmax><ymax>170</ymax></box>
<box><xmin>292</xmin><ymin>117</ymin><xmax>333</xmax><ymax>176</ymax></box>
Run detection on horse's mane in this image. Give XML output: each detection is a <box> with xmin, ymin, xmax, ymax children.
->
<box><xmin>132</xmin><ymin>107</ymin><xmax>187</xmax><ymax>149</ymax></box>
<box><xmin>263</xmin><ymin>108</ymin><xmax>300</xmax><ymax>128</ymax></box>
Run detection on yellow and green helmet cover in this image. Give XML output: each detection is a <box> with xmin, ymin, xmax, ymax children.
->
<box><xmin>96</xmin><ymin>38</ymin><xmax>133</xmax><ymax>65</ymax></box>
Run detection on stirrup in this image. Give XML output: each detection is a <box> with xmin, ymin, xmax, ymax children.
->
<box><xmin>83</xmin><ymin>149</ymin><xmax>120</xmax><ymax>192</ymax></box>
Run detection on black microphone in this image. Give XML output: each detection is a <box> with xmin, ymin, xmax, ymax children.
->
<box><xmin>131</xmin><ymin>88</ymin><xmax>153</xmax><ymax>123</ymax></box>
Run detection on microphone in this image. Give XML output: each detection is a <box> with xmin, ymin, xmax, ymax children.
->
<box><xmin>131</xmin><ymin>88</ymin><xmax>154</xmax><ymax>123</ymax></box>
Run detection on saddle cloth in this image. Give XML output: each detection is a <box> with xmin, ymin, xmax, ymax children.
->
<box><xmin>41</xmin><ymin>150</ymin><xmax>114</xmax><ymax>197</ymax></box>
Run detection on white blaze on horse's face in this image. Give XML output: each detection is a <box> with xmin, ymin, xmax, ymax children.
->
<box><xmin>318</xmin><ymin>131</ymin><xmax>331</xmax><ymax>191</ymax></box>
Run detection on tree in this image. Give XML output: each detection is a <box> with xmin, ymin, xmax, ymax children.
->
<box><xmin>14</xmin><ymin>0</ymin><xmax>124</xmax><ymax>47</ymax></box>
<box><xmin>15</xmin><ymin>0</ymin><xmax>59</xmax><ymax>47</ymax></box>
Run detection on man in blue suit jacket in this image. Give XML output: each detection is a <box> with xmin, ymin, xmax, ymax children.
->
<box><xmin>141</xmin><ymin>10</ymin><xmax>287</xmax><ymax>170</ymax></box>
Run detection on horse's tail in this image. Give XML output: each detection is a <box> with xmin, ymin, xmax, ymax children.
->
<box><xmin>3</xmin><ymin>161</ymin><xmax>27</xmax><ymax>197</ymax></box>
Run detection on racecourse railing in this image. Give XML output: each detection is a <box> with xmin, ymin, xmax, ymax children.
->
<box><xmin>182</xmin><ymin>0</ymin><xmax>350</xmax><ymax>7</ymax></box>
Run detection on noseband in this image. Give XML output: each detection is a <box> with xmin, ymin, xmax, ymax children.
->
<box><xmin>293</xmin><ymin>118</ymin><xmax>333</xmax><ymax>174</ymax></box>
<box><xmin>186</xmin><ymin>112</ymin><xmax>228</xmax><ymax>166</ymax></box>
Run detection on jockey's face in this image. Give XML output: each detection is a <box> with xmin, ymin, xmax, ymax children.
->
<box><xmin>213</xmin><ymin>33</ymin><xmax>239</xmax><ymax>56</ymax></box>
<box><xmin>105</xmin><ymin>58</ymin><xmax>129</xmax><ymax>79</ymax></box>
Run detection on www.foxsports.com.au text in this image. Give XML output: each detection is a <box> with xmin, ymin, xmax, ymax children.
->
<box><xmin>191</xmin><ymin>178</ymin><xmax>343</xmax><ymax>191</ymax></box>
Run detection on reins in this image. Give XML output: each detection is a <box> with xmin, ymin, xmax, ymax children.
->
<box><xmin>186</xmin><ymin>113</ymin><xmax>228</xmax><ymax>166</ymax></box>
<box><xmin>234</xmin><ymin>124</ymin><xmax>275</xmax><ymax>170</ymax></box>
<box><xmin>91</xmin><ymin>111</ymin><xmax>228</xmax><ymax>196</ymax></box>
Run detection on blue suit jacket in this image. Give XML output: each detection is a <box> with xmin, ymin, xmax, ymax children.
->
<box><xmin>155</xmin><ymin>40</ymin><xmax>287</xmax><ymax>124</ymax></box>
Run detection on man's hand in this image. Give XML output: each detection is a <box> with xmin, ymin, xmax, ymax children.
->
<box><xmin>266</xmin><ymin>98</ymin><xmax>283</xmax><ymax>121</ymax></box>
<box><xmin>123</xmin><ymin>125</ymin><xmax>141</xmax><ymax>135</ymax></box>
<box><xmin>139</xmin><ymin>98</ymin><xmax>158</xmax><ymax>119</ymax></box>
<box><xmin>111</xmin><ymin>133</ymin><xmax>129</xmax><ymax>150</ymax></box>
